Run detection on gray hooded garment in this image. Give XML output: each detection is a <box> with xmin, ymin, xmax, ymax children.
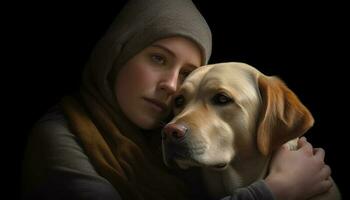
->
<box><xmin>81</xmin><ymin>0</ymin><xmax>212</xmax><ymax>115</ymax></box>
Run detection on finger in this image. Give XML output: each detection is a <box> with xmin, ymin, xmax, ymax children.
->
<box><xmin>298</xmin><ymin>137</ymin><xmax>313</xmax><ymax>155</ymax></box>
<box><xmin>318</xmin><ymin>179</ymin><xmax>333</xmax><ymax>193</ymax></box>
<box><xmin>308</xmin><ymin>179</ymin><xmax>333</xmax><ymax>199</ymax></box>
<box><xmin>310</xmin><ymin>179</ymin><xmax>333</xmax><ymax>198</ymax></box>
<box><xmin>313</xmin><ymin>148</ymin><xmax>326</xmax><ymax>161</ymax></box>
<box><xmin>298</xmin><ymin>137</ymin><xmax>308</xmax><ymax>147</ymax></box>
<box><xmin>319</xmin><ymin>165</ymin><xmax>332</xmax><ymax>180</ymax></box>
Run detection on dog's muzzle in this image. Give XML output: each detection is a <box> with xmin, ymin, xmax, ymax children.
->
<box><xmin>162</xmin><ymin>123</ymin><xmax>190</xmax><ymax>165</ymax></box>
<box><xmin>162</xmin><ymin>123</ymin><xmax>207</xmax><ymax>168</ymax></box>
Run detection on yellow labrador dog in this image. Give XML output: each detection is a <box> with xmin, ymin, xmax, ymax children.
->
<box><xmin>162</xmin><ymin>62</ymin><xmax>341</xmax><ymax>199</ymax></box>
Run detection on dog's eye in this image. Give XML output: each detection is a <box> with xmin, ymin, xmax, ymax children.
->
<box><xmin>212</xmin><ymin>93</ymin><xmax>233</xmax><ymax>105</ymax></box>
<box><xmin>174</xmin><ymin>95</ymin><xmax>185</xmax><ymax>108</ymax></box>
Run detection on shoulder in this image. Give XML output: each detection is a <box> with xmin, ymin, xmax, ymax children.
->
<box><xmin>31</xmin><ymin>104</ymin><xmax>73</xmax><ymax>144</ymax></box>
<box><xmin>22</xmin><ymin>105</ymin><xmax>121</xmax><ymax>199</ymax></box>
<box><xmin>24</xmin><ymin>104</ymin><xmax>99</xmax><ymax>174</ymax></box>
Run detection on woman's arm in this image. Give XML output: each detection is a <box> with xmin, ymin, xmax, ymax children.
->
<box><xmin>219</xmin><ymin>137</ymin><xmax>332</xmax><ymax>200</ymax></box>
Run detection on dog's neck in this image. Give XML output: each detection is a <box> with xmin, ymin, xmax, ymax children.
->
<box><xmin>201</xmin><ymin>153</ymin><xmax>271</xmax><ymax>199</ymax></box>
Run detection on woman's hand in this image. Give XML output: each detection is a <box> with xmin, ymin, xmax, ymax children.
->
<box><xmin>265</xmin><ymin>137</ymin><xmax>332</xmax><ymax>200</ymax></box>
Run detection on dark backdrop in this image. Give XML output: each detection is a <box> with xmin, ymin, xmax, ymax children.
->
<box><xmin>9</xmin><ymin>1</ymin><xmax>347</xmax><ymax>199</ymax></box>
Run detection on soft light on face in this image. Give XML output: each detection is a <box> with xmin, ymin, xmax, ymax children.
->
<box><xmin>114</xmin><ymin>36</ymin><xmax>202</xmax><ymax>129</ymax></box>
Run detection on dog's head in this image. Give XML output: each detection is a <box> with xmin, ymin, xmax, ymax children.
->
<box><xmin>162</xmin><ymin>62</ymin><xmax>314</xmax><ymax>170</ymax></box>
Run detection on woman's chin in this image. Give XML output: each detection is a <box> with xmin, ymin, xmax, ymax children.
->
<box><xmin>136</xmin><ymin>117</ymin><xmax>163</xmax><ymax>130</ymax></box>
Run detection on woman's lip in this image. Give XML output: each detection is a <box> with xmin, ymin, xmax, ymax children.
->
<box><xmin>143</xmin><ymin>98</ymin><xmax>168</xmax><ymax>112</ymax></box>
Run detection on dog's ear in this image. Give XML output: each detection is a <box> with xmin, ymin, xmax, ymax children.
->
<box><xmin>257</xmin><ymin>75</ymin><xmax>314</xmax><ymax>156</ymax></box>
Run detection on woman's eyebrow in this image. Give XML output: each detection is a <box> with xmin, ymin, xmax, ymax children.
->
<box><xmin>150</xmin><ymin>44</ymin><xmax>176</xmax><ymax>58</ymax></box>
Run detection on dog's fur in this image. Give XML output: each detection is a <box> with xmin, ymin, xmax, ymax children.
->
<box><xmin>162</xmin><ymin>62</ymin><xmax>341</xmax><ymax>199</ymax></box>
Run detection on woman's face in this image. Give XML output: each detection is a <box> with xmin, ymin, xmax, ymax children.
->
<box><xmin>114</xmin><ymin>36</ymin><xmax>201</xmax><ymax>129</ymax></box>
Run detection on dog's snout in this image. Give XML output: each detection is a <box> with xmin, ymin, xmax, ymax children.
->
<box><xmin>162</xmin><ymin>123</ymin><xmax>188</xmax><ymax>140</ymax></box>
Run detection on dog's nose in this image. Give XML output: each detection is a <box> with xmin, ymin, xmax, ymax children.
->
<box><xmin>162</xmin><ymin>123</ymin><xmax>188</xmax><ymax>140</ymax></box>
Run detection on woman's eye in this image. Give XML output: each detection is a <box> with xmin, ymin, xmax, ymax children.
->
<box><xmin>180</xmin><ymin>70</ymin><xmax>191</xmax><ymax>79</ymax></box>
<box><xmin>151</xmin><ymin>54</ymin><xmax>166</xmax><ymax>65</ymax></box>
<box><xmin>179</xmin><ymin>69</ymin><xmax>196</xmax><ymax>83</ymax></box>
<box><xmin>212</xmin><ymin>92</ymin><xmax>233</xmax><ymax>106</ymax></box>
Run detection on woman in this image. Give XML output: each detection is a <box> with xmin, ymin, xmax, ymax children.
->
<box><xmin>22</xmin><ymin>0</ymin><xmax>332</xmax><ymax>199</ymax></box>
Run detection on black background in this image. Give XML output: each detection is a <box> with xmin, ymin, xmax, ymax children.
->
<box><xmin>7</xmin><ymin>1</ymin><xmax>348</xmax><ymax>199</ymax></box>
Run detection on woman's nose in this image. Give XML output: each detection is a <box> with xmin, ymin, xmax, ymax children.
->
<box><xmin>158</xmin><ymin>71</ymin><xmax>179</xmax><ymax>94</ymax></box>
